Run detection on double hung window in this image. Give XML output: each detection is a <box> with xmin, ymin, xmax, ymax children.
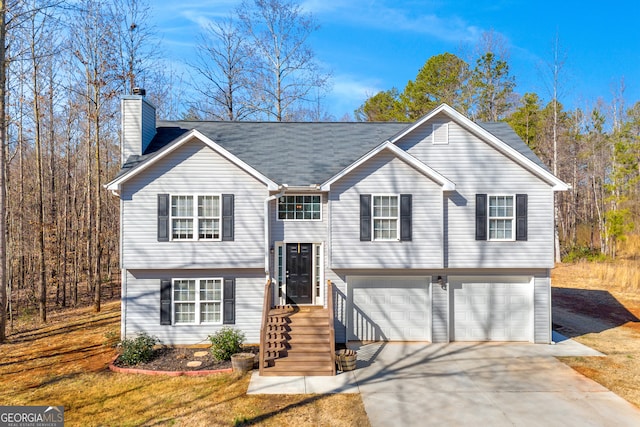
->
<box><xmin>488</xmin><ymin>195</ymin><xmax>514</xmax><ymax>240</ymax></box>
<box><xmin>171</xmin><ymin>195</ymin><xmax>220</xmax><ymax>240</ymax></box>
<box><xmin>372</xmin><ymin>195</ymin><xmax>399</xmax><ymax>240</ymax></box>
<box><xmin>173</xmin><ymin>278</ymin><xmax>222</xmax><ymax>324</ymax></box>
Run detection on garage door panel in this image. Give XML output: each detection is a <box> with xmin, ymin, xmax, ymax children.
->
<box><xmin>349</xmin><ymin>277</ymin><xmax>430</xmax><ymax>341</ymax></box>
<box><xmin>451</xmin><ymin>276</ymin><xmax>532</xmax><ymax>342</ymax></box>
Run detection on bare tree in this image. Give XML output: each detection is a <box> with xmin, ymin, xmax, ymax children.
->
<box><xmin>112</xmin><ymin>0</ymin><xmax>158</xmax><ymax>94</ymax></box>
<box><xmin>190</xmin><ymin>17</ymin><xmax>253</xmax><ymax>120</ymax></box>
<box><xmin>70</xmin><ymin>0</ymin><xmax>118</xmax><ymax>312</ymax></box>
<box><xmin>237</xmin><ymin>0</ymin><xmax>330</xmax><ymax>121</ymax></box>
<box><xmin>0</xmin><ymin>0</ymin><xmax>8</xmax><ymax>342</ymax></box>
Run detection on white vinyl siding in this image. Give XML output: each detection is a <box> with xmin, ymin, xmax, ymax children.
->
<box><xmin>330</xmin><ymin>151</ymin><xmax>444</xmax><ymax>269</ymax></box>
<box><xmin>270</xmin><ymin>193</ymin><xmax>328</xmax><ymax>243</ymax></box>
<box><xmin>534</xmin><ymin>275</ymin><xmax>552</xmax><ymax>343</ymax></box>
<box><xmin>120</xmin><ymin>139</ymin><xmax>267</xmax><ymax>269</ymax></box>
<box><xmin>123</xmin><ymin>270</ymin><xmax>263</xmax><ymax>345</ymax></box>
<box><xmin>431</xmin><ymin>275</ymin><xmax>449</xmax><ymax>342</ymax></box>
<box><xmin>488</xmin><ymin>195</ymin><xmax>514</xmax><ymax>240</ymax></box>
<box><xmin>121</xmin><ymin>97</ymin><xmax>156</xmax><ymax>163</ymax></box>
<box><xmin>395</xmin><ymin>114</ymin><xmax>556</xmax><ymax>269</ymax></box>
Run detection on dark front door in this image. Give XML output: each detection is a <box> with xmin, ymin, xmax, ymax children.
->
<box><xmin>286</xmin><ymin>243</ymin><xmax>313</xmax><ymax>304</ymax></box>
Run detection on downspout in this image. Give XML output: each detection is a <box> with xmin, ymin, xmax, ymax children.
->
<box><xmin>264</xmin><ymin>187</ymin><xmax>286</xmax><ymax>280</ymax></box>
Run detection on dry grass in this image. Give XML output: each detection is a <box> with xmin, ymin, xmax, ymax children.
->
<box><xmin>620</xmin><ymin>234</ymin><xmax>640</xmax><ymax>259</ymax></box>
<box><xmin>553</xmin><ymin>260</ymin><xmax>640</xmax><ymax>294</ymax></box>
<box><xmin>553</xmin><ymin>256</ymin><xmax>640</xmax><ymax>408</ymax></box>
<box><xmin>0</xmin><ymin>301</ymin><xmax>370</xmax><ymax>426</ymax></box>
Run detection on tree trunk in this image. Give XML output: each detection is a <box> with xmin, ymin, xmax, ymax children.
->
<box><xmin>0</xmin><ymin>0</ymin><xmax>7</xmax><ymax>341</ymax></box>
<box><xmin>32</xmin><ymin>37</ymin><xmax>47</xmax><ymax>323</ymax></box>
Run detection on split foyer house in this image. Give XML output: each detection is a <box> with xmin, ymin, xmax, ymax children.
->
<box><xmin>106</xmin><ymin>93</ymin><xmax>568</xmax><ymax>375</ymax></box>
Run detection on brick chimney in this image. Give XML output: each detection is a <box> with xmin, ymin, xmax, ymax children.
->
<box><xmin>121</xmin><ymin>89</ymin><xmax>156</xmax><ymax>164</ymax></box>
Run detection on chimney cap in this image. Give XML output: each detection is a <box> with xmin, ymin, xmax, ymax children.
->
<box><xmin>132</xmin><ymin>87</ymin><xmax>146</xmax><ymax>96</ymax></box>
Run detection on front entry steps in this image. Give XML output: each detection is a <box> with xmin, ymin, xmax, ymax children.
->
<box><xmin>261</xmin><ymin>305</ymin><xmax>334</xmax><ymax>376</ymax></box>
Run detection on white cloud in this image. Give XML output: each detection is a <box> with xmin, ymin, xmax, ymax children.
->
<box><xmin>303</xmin><ymin>0</ymin><xmax>484</xmax><ymax>43</ymax></box>
<box><xmin>323</xmin><ymin>73</ymin><xmax>386</xmax><ymax>118</ymax></box>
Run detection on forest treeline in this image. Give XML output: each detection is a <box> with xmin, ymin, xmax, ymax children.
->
<box><xmin>0</xmin><ymin>0</ymin><xmax>637</xmax><ymax>340</ymax></box>
<box><xmin>355</xmin><ymin>49</ymin><xmax>639</xmax><ymax>262</ymax></box>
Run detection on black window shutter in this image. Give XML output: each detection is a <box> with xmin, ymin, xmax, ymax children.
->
<box><xmin>475</xmin><ymin>194</ymin><xmax>487</xmax><ymax>240</ymax></box>
<box><xmin>360</xmin><ymin>194</ymin><xmax>372</xmax><ymax>241</ymax></box>
<box><xmin>222</xmin><ymin>194</ymin><xmax>234</xmax><ymax>241</ymax></box>
<box><xmin>400</xmin><ymin>194</ymin><xmax>412</xmax><ymax>241</ymax></box>
<box><xmin>160</xmin><ymin>279</ymin><xmax>172</xmax><ymax>325</ymax></box>
<box><xmin>158</xmin><ymin>194</ymin><xmax>170</xmax><ymax>242</ymax></box>
<box><xmin>223</xmin><ymin>278</ymin><xmax>235</xmax><ymax>324</ymax></box>
<box><xmin>516</xmin><ymin>194</ymin><xmax>528</xmax><ymax>241</ymax></box>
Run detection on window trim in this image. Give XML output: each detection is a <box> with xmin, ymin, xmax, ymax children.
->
<box><xmin>276</xmin><ymin>194</ymin><xmax>322</xmax><ymax>221</ymax></box>
<box><xmin>372</xmin><ymin>194</ymin><xmax>400</xmax><ymax>241</ymax></box>
<box><xmin>172</xmin><ymin>277</ymin><xmax>223</xmax><ymax>325</ymax></box>
<box><xmin>487</xmin><ymin>194</ymin><xmax>515</xmax><ymax>241</ymax></box>
<box><xmin>170</xmin><ymin>194</ymin><xmax>222</xmax><ymax>241</ymax></box>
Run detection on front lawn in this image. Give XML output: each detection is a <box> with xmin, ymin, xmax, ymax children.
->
<box><xmin>0</xmin><ymin>301</ymin><xmax>369</xmax><ymax>426</ymax></box>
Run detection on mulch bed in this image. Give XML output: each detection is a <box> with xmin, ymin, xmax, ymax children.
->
<box><xmin>113</xmin><ymin>345</ymin><xmax>260</xmax><ymax>372</ymax></box>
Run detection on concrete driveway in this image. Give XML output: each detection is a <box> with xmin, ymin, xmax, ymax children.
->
<box><xmin>248</xmin><ymin>335</ymin><xmax>640</xmax><ymax>426</ymax></box>
<box><xmin>352</xmin><ymin>338</ymin><xmax>640</xmax><ymax>427</ymax></box>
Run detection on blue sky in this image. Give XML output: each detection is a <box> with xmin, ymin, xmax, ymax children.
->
<box><xmin>152</xmin><ymin>0</ymin><xmax>640</xmax><ymax>120</ymax></box>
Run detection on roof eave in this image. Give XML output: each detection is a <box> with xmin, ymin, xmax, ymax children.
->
<box><xmin>389</xmin><ymin>103</ymin><xmax>570</xmax><ymax>191</ymax></box>
<box><xmin>105</xmin><ymin>129</ymin><xmax>279</xmax><ymax>192</ymax></box>
<box><xmin>321</xmin><ymin>141</ymin><xmax>455</xmax><ymax>192</ymax></box>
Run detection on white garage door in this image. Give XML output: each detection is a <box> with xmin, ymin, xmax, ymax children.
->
<box><xmin>349</xmin><ymin>277</ymin><xmax>430</xmax><ymax>341</ymax></box>
<box><xmin>450</xmin><ymin>276</ymin><xmax>533</xmax><ymax>342</ymax></box>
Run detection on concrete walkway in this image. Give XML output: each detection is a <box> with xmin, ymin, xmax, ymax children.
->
<box><xmin>247</xmin><ymin>335</ymin><xmax>640</xmax><ymax>426</ymax></box>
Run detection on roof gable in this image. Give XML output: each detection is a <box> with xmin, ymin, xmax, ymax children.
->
<box><xmin>320</xmin><ymin>141</ymin><xmax>455</xmax><ymax>191</ymax></box>
<box><xmin>390</xmin><ymin>104</ymin><xmax>568</xmax><ymax>191</ymax></box>
<box><xmin>107</xmin><ymin>104</ymin><xmax>567</xmax><ymax>193</ymax></box>
<box><xmin>106</xmin><ymin>129</ymin><xmax>279</xmax><ymax>193</ymax></box>
<box><xmin>141</xmin><ymin>121</ymin><xmax>408</xmax><ymax>187</ymax></box>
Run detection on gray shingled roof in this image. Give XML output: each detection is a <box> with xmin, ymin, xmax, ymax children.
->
<box><xmin>118</xmin><ymin>119</ymin><xmax>547</xmax><ymax>185</ymax></box>
<box><xmin>477</xmin><ymin>122</ymin><xmax>549</xmax><ymax>171</ymax></box>
<box><xmin>144</xmin><ymin>121</ymin><xmax>409</xmax><ymax>186</ymax></box>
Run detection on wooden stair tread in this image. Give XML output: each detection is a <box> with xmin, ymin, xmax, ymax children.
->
<box><xmin>276</xmin><ymin>353</ymin><xmax>333</xmax><ymax>361</ymax></box>
<box><xmin>261</xmin><ymin>303</ymin><xmax>335</xmax><ymax>376</ymax></box>
<box><xmin>260</xmin><ymin>370</ymin><xmax>335</xmax><ymax>377</ymax></box>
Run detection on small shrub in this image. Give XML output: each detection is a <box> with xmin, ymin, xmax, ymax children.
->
<box><xmin>119</xmin><ymin>333</ymin><xmax>159</xmax><ymax>366</ymax></box>
<box><xmin>208</xmin><ymin>327</ymin><xmax>245</xmax><ymax>361</ymax></box>
<box><xmin>563</xmin><ymin>246</ymin><xmax>608</xmax><ymax>263</ymax></box>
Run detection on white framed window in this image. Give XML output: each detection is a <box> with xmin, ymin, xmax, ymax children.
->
<box><xmin>373</xmin><ymin>195</ymin><xmax>399</xmax><ymax>241</ymax></box>
<box><xmin>171</xmin><ymin>195</ymin><xmax>220</xmax><ymax>240</ymax></box>
<box><xmin>173</xmin><ymin>278</ymin><xmax>223</xmax><ymax>324</ymax></box>
<box><xmin>277</xmin><ymin>195</ymin><xmax>321</xmax><ymax>220</ymax></box>
<box><xmin>488</xmin><ymin>195</ymin><xmax>514</xmax><ymax>240</ymax></box>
